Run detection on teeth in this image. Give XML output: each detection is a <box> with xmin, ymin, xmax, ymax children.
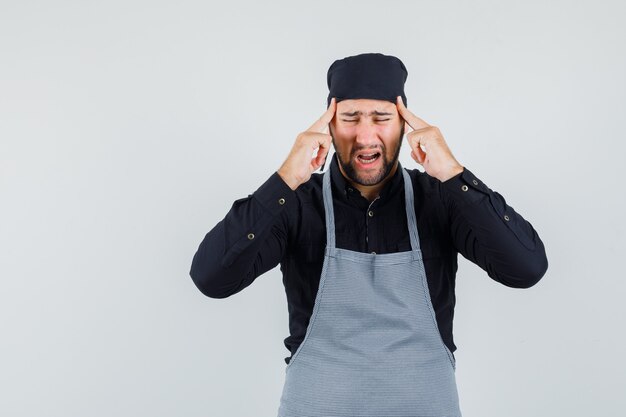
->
<box><xmin>357</xmin><ymin>153</ymin><xmax>380</xmax><ymax>164</ymax></box>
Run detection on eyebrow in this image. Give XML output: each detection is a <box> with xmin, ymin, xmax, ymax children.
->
<box><xmin>339</xmin><ymin>111</ymin><xmax>394</xmax><ymax>117</ymax></box>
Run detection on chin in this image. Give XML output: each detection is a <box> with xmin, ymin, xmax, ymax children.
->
<box><xmin>346</xmin><ymin>159</ymin><xmax>395</xmax><ymax>186</ymax></box>
<box><xmin>353</xmin><ymin>170</ymin><xmax>387</xmax><ymax>186</ymax></box>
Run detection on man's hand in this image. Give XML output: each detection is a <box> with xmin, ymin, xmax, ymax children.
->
<box><xmin>396</xmin><ymin>96</ymin><xmax>464</xmax><ymax>182</ymax></box>
<box><xmin>277</xmin><ymin>97</ymin><xmax>336</xmax><ymax>190</ymax></box>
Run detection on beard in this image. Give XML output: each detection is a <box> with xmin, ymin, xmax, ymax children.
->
<box><xmin>332</xmin><ymin>123</ymin><xmax>405</xmax><ymax>186</ymax></box>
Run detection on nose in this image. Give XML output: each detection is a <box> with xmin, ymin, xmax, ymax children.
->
<box><xmin>354</xmin><ymin>121</ymin><xmax>381</xmax><ymax>147</ymax></box>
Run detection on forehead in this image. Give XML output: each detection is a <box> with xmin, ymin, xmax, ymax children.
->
<box><xmin>336</xmin><ymin>98</ymin><xmax>396</xmax><ymax>114</ymax></box>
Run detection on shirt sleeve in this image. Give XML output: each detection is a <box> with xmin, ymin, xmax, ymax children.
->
<box><xmin>439</xmin><ymin>166</ymin><xmax>548</xmax><ymax>288</ymax></box>
<box><xmin>189</xmin><ymin>172</ymin><xmax>296</xmax><ymax>298</ymax></box>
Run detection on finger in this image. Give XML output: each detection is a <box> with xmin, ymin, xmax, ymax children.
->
<box><xmin>396</xmin><ymin>96</ymin><xmax>430</xmax><ymax>131</ymax></box>
<box><xmin>308</xmin><ymin>97</ymin><xmax>336</xmax><ymax>133</ymax></box>
<box><xmin>406</xmin><ymin>132</ymin><xmax>428</xmax><ymax>156</ymax></box>
<box><xmin>312</xmin><ymin>137</ymin><xmax>331</xmax><ymax>169</ymax></box>
<box><xmin>410</xmin><ymin>147</ymin><xmax>426</xmax><ymax>165</ymax></box>
<box><xmin>313</xmin><ymin>145</ymin><xmax>329</xmax><ymax>169</ymax></box>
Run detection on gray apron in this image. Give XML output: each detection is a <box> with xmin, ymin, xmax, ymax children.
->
<box><xmin>277</xmin><ymin>166</ymin><xmax>462</xmax><ymax>417</ymax></box>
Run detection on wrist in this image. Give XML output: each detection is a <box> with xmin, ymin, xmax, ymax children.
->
<box><xmin>439</xmin><ymin>164</ymin><xmax>464</xmax><ymax>183</ymax></box>
<box><xmin>277</xmin><ymin>168</ymin><xmax>301</xmax><ymax>191</ymax></box>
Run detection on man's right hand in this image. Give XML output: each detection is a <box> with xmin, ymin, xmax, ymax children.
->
<box><xmin>277</xmin><ymin>97</ymin><xmax>336</xmax><ymax>190</ymax></box>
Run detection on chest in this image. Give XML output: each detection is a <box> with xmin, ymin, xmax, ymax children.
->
<box><xmin>289</xmin><ymin>195</ymin><xmax>451</xmax><ymax>262</ymax></box>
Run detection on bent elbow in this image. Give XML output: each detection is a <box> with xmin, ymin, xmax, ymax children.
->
<box><xmin>189</xmin><ymin>259</ymin><xmax>235</xmax><ymax>299</ymax></box>
<box><xmin>521</xmin><ymin>251</ymin><xmax>549</xmax><ymax>288</ymax></box>
<box><xmin>495</xmin><ymin>251</ymin><xmax>549</xmax><ymax>289</ymax></box>
<box><xmin>487</xmin><ymin>245</ymin><xmax>548</xmax><ymax>289</ymax></box>
<box><xmin>189</xmin><ymin>270</ymin><xmax>234</xmax><ymax>299</ymax></box>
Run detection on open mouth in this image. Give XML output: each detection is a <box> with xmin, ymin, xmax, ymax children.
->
<box><xmin>356</xmin><ymin>152</ymin><xmax>381</xmax><ymax>165</ymax></box>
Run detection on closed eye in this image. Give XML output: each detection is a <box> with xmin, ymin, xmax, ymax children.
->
<box><xmin>342</xmin><ymin>119</ymin><xmax>391</xmax><ymax>122</ymax></box>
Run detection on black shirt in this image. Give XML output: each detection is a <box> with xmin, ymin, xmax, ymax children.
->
<box><xmin>189</xmin><ymin>153</ymin><xmax>548</xmax><ymax>365</ymax></box>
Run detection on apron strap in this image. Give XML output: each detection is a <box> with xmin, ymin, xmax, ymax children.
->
<box><xmin>322</xmin><ymin>165</ymin><xmax>420</xmax><ymax>252</ymax></box>
<box><xmin>401</xmin><ymin>168</ymin><xmax>421</xmax><ymax>252</ymax></box>
<box><xmin>322</xmin><ymin>169</ymin><xmax>337</xmax><ymax>249</ymax></box>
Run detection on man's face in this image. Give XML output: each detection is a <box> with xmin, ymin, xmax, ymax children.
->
<box><xmin>329</xmin><ymin>98</ymin><xmax>405</xmax><ymax>186</ymax></box>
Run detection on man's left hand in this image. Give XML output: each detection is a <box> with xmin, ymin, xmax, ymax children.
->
<box><xmin>396</xmin><ymin>96</ymin><xmax>464</xmax><ymax>182</ymax></box>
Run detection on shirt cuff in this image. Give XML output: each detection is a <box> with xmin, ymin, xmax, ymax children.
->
<box><xmin>252</xmin><ymin>171</ymin><xmax>297</xmax><ymax>216</ymax></box>
<box><xmin>440</xmin><ymin>166</ymin><xmax>491</xmax><ymax>206</ymax></box>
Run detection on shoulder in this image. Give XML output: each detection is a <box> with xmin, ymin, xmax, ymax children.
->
<box><xmin>403</xmin><ymin>165</ymin><xmax>442</xmax><ymax>197</ymax></box>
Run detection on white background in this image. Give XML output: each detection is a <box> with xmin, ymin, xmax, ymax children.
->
<box><xmin>1</xmin><ymin>1</ymin><xmax>624</xmax><ymax>416</ymax></box>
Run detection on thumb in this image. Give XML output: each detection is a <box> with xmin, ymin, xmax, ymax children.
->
<box><xmin>411</xmin><ymin>148</ymin><xmax>425</xmax><ymax>165</ymax></box>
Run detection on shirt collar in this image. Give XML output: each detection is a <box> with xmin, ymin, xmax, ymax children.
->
<box><xmin>329</xmin><ymin>152</ymin><xmax>404</xmax><ymax>204</ymax></box>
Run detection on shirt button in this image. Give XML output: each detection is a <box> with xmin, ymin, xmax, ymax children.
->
<box><xmin>461</xmin><ymin>185</ymin><xmax>469</xmax><ymax>192</ymax></box>
<box><xmin>472</xmin><ymin>179</ymin><xmax>478</xmax><ymax>185</ymax></box>
<box><xmin>247</xmin><ymin>233</ymin><xmax>255</xmax><ymax>240</ymax></box>
<box><xmin>504</xmin><ymin>215</ymin><xmax>510</xmax><ymax>221</ymax></box>
<box><xmin>278</xmin><ymin>197</ymin><xmax>285</xmax><ymax>205</ymax></box>
<box><xmin>368</xmin><ymin>210</ymin><xmax>374</xmax><ymax>217</ymax></box>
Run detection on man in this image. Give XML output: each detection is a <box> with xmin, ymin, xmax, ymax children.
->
<box><xmin>189</xmin><ymin>53</ymin><xmax>548</xmax><ymax>416</ymax></box>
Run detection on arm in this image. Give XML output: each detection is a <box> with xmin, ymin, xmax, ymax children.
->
<box><xmin>439</xmin><ymin>167</ymin><xmax>548</xmax><ymax>288</ymax></box>
<box><xmin>190</xmin><ymin>98</ymin><xmax>336</xmax><ymax>298</ymax></box>
<box><xmin>394</xmin><ymin>97</ymin><xmax>548</xmax><ymax>288</ymax></box>
<box><xmin>189</xmin><ymin>172</ymin><xmax>295</xmax><ymax>298</ymax></box>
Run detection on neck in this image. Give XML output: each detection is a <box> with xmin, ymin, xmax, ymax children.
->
<box><xmin>339</xmin><ymin>161</ymin><xmax>399</xmax><ymax>202</ymax></box>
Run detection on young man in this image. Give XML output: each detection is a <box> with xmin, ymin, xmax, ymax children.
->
<box><xmin>190</xmin><ymin>52</ymin><xmax>548</xmax><ymax>416</ymax></box>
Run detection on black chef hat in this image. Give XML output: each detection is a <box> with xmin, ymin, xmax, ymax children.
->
<box><xmin>326</xmin><ymin>52</ymin><xmax>408</xmax><ymax>108</ymax></box>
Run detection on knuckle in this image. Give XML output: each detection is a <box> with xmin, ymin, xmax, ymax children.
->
<box><xmin>297</xmin><ymin>132</ymin><xmax>311</xmax><ymax>143</ymax></box>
